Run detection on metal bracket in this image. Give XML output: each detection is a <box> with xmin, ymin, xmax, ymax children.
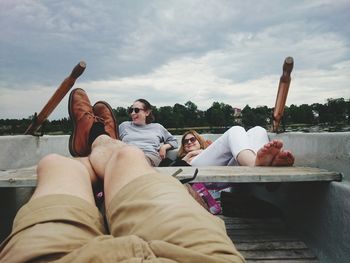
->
<box><xmin>30</xmin><ymin>113</ymin><xmax>45</xmax><ymax>136</ymax></box>
<box><xmin>180</xmin><ymin>168</ymin><xmax>199</xmax><ymax>184</ymax></box>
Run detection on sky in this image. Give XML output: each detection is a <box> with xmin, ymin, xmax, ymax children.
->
<box><xmin>1</xmin><ymin>0</ymin><xmax>349</xmax><ymax>120</ymax></box>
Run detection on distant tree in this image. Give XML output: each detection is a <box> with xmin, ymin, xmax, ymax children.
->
<box><xmin>157</xmin><ymin>106</ymin><xmax>176</xmax><ymax>127</ymax></box>
<box><xmin>206</xmin><ymin>102</ymin><xmax>225</xmax><ymax>127</ymax></box>
<box><xmin>173</xmin><ymin>103</ymin><xmax>186</xmax><ymax>127</ymax></box>
<box><xmin>222</xmin><ymin>104</ymin><xmax>235</xmax><ymax>127</ymax></box>
<box><xmin>196</xmin><ymin>110</ymin><xmax>208</xmax><ymax>127</ymax></box>
<box><xmin>241</xmin><ymin>105</ymin><xmax>254</xmax><ymax>128</ymax></box>
<box><xmin>253</xmin><ymin>106</ymin><xmax>270</xmax><ymax>127</ymax></box>
<box><xmin>60</xmin><ymin>117</ymin><xmax>72</xmax><ymax>133</ymax></box>
<box><xmin>346</xmin><ymin>99</ymin><xmax>350</xmax><ymax>123</ymax></box>
<box><xmin>288</xmin><ymin>104</ymin><xmax>314</xmax><ymax>124</ymax></box>
<box><xmin>184</xmin><ymin>101</ymin><xmax>198</xmax><ymax>112</ymax></box>
<box><xmin>311</xmin><ymin>103</ymin><xmax>325</xmax><ymax>123</ymax></box>
<box><xmin>184</xmin><ymin>101</ymin><xmax>200</xmax><ymax>127</ymax></box>
<box><xmin>326</xmin><ymin>98</ymin><xmax>347</xmax><ymax>123</ymax></box>
<box><xmin>1</xmin><ymin>96</ymin><xmax>349</xmax><ymax>134</ymax></box>
<box><xmin>242</xmin><ymin>105</ymin><xmax>270</xmax><ymax>128</ymax></box>
<box><xmin>113</xmin><ymin>107</ymin><xmax>129</xmax><ymax>124</ymax></box>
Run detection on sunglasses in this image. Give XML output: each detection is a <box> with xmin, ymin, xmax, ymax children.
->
<box><xmin>183</xmin><ymin>136</ymin><xmax>197</xmax><ymax>145</ymax></box>
<box><xmin>128</xmin><ymin>107</ymin><xmax>145</xmax><ymax>114</ymax></box>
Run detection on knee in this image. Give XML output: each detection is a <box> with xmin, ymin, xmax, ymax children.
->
<box><xmin>37</xmin><ymin>153</ymin><xmax>63</xmax><ymax>168</ymax></box>
<box><xmin>37</xmin><ymin>154</ymin><xmax>67</xmax><ymax>174</ymax></box>
<box><xmin>105</xmin><ymin>145</ymin><xmax>146</xmax><ymax>168</ymax></box>
<box><xmin>92</xmin><ymin>134</ymin><xmax>113</xmax><ymax>148</ymax></box>
<box><xmin>248</xmin><ymin>126</ymin><xmax>267</xmax><ymax>136</ymax></box>
<box><xmin>227</xmin><ymin>126</ymin><xmax>246</xmax><ymax>135</ymax></box>
<box><xmin>250</xmin><ymin>126</ymin><xmax>265</xmax><ymax>132</ymax></box>
<box><xmin>114</xmin><ymin>145</ymin><xmax>144</xmax><ymax>161</ymax></box>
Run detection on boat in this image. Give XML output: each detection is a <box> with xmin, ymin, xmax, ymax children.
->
<box><xmin>0</xmin><ymin>131</ymin><xmax>349</xmax><ymax>262</ymax></box>
<box><xmin>1</xmin><ymin>59</ymin><xmax>349</xmax><ymax>262</ymax></box>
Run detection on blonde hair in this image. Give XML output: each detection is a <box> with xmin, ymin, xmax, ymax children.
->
<box><xmin>177</xmin><ymin>130</ymin><xmax>209</xmax><ymax>158</ymax></box>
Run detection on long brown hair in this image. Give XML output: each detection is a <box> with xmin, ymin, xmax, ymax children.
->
<box><xmin>177</xmin><ymin>130</ymin><xmax>209</xmax><ymax>158</ymax></box>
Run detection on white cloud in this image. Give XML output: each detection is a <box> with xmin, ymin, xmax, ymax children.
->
<box><xmin>0</xmin><ymin>0</ymin><xmax>349</xmax><ymax>119</ymax></box>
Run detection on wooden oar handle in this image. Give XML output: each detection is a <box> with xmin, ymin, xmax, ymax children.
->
<box><xmin>272</xmin><ymin>57</ymin><xmax>294</xmax><ymax>133</ymax></box>
<box><xmin>70</xmin><ymin>61</ymin><xmax>86</xmax><ymax>79</ymax></box>
<box><xmin>24</xmin><ymin>61</ymin><xmax>86</xmax><ymax>135</ymax></box>
<box><xmin>281</xmin><ymin>57</ymin><xmax>293</xmax><ymax>81</ymax></box>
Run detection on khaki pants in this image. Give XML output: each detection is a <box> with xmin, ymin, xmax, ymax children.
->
<box><xmin>0</xmin><ymin>173</ymin><xmax>244</xmax><ymax>263</ymax></box>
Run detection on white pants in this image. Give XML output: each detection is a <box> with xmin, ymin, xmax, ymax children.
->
<box><xmin>190</xmin><ymin>126</ymin><xmax>269</xmax><ymax>166</ymax></box>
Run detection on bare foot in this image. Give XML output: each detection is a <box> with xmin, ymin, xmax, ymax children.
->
<box><xmin>271</xmin><ymin>150</ymin><xmax>295</xmax><ymax>166</ymax></box>
<box><xmin>255</xmin><ymin>140</ymin><xmax>283</xmax><ymax>166</ymax></box>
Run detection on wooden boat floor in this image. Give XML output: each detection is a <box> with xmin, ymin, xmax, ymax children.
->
<box><xmin>219</xmin><ymin>192</ymin><xmax>319</xmax><ymax>263</ymax></box>
<box><xmin>0</xmin><ymin>165</ymin><xmax>342</xmax><ymax>187</ymax></box>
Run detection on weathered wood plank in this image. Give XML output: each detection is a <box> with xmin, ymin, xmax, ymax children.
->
<box><xmin>220</xmin><ymin>210</ymin><xmax>319</xmax><ymax>262</ymax></box>
<box><xmin>226</xmin><ymin>228</ymin><xmax>293</xmax><ymax>237</ymax></box>
<box><xmin>0</xmin><ymin>166</ymin><xmax>37</xmax><ymax>187</ymax></box>
<box><xmin>241</xmin><ymin>249</ymin><xmax>317</xmax><ymax>260</ymax></box>
<box><xmin>224</xmin><ymin>221</ymin><xmax>285</xmax><ymax>230</ymax></box>
<box><xmin>0</xmin><ymin>165</ymin><xmax>342</xmax><ymax>187</ymax></box>
<box><xmin>235</xmin><ymin>241</ymin><xmax>308</xmax><ymax>251</ymax></box>
<box><xmin>231</xmin><ymin>235</ymin><xmax>300</xmax><ymax>243</ymax></box>
<box><xmin>219</xmin><ymin>216</ymin><xmax>282</xmax><ymax>224</ymax></box>
<box><xmin>246</xmin><ymin>260</ymin><xmax>319</xmax><ymax>263</ymax></box>
<box><xmin>165</xmin><ymin>166</ymin><xmax>342</xmax><ymax>182</ymax></box>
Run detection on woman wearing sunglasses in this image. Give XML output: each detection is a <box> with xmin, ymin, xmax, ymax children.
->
<box><xmin>173</xmin><ymin>127</ymin><xmax>294</xmax><ymax>215</ymax></box>
<box><xmin>119</xmin><ymin>99</ymin><xmax>178</xmax><ymax>166</ymax></box>
<box><xmin>176</xmin><ymin>126</ymin><xmax>294</xmax><ymax>167</ymax></box>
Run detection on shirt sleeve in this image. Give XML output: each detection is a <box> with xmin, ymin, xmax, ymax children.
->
<box><xmin>118</xmin><ymin>121</ymin><xmax>127</xmax><ymax>140</ymax></box>
<box><xmin>159</xmin><ymin>124</ymin><xmax>178</xmax><ymax>149</ymax></box>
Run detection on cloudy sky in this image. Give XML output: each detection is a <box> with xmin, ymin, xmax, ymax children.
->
<box><xmin>1</xmin><ymin>0</ymin><xmax>349</xmax><ymax>120</ymax></box>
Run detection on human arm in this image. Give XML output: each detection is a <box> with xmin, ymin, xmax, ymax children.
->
<box><xmin>158</xmin><ymin>124</ymin><xmax>178</xmax><ymax>158</ymax></box>
<box><xmin>181</xmin><ymin>149</ymin><xmax>203</xmax><ymax>163</ymax></box>
<box><xmin>159</xmin><ymin>143</ymin><xmax>173</xmax><ymax>159</ymax></box>
<box><xmin>118</xmin><ymin>121</ymin><xmax>128</xmax><ymax>141</ymax></box>
<box><xmin>159</xmin><ymin>124</ymin><xmax>178</xmax><ymax>149</ymax></box>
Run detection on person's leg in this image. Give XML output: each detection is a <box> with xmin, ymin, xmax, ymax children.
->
<box><xmin>228</xmin><ymin>126</ymin><xmax>283</xmax><ymax>166</ymax></box>
<box><xmin>31</xmin><ymin>154</ymin><xmax>95</xmax><ymax>203</ymax></box>
<box><xmin>190</xmin><ymin>126</ymin><xmax>283</xmax><ymax>167</ymax></box>
<box><xmin>103</xmin><ymin>146</ymin><xmax>155</xmax><ymax>205</ymax></box>
<box><xmin>246</xmin><ymin>126</ymin><xmax>295</xmax><ymax>166</ymax></box>
<box><xmin>0</xmin><ymin>154</ymin><xmax>106</xmax><ymax>262</ymax></box>
<box><xmin>88</xmin><ymin>134</ymin><xmax>127</xmax><ymax>179</ymax></box>
<box><xmin>246</xmin><ymin>126</ymin><xmax>270</xmax><ymax>153</ymax></box>
<box><xmin>190</xmin><ymin>126</ymin><xmax>251</xmax><ymax>166</ymax></box>
<box><xmin>91</xmin><ymin>142</ymin><xmax>244</xmax><ymax>262</ymax></box>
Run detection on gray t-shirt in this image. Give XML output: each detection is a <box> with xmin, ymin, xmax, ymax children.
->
<box><xmin>119</xmin><ymin>121</ymin><xmax>178</xmax><ymax>165</ymax></box>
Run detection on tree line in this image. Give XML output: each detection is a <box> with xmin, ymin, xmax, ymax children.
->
<box><xmin>0</xmin><ymin>97</ymin><xmax>349</xmax><ymax>135</ymax></box>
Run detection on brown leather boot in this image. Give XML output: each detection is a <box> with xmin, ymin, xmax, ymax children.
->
<box><xmin>93</xmin><ymin>101</ymin><xmax>118</xmax><ymax>139</ymax></box>
<box><xmin>68</xmin><ymin>88</ymin><xmax>95</xmax><ymax>157</ymax></box>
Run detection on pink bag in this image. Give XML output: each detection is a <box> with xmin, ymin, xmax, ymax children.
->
<box><xmin>191</xmin><ymin>183</ymin><xmax>222</xmax><ymax>215</ymax></box>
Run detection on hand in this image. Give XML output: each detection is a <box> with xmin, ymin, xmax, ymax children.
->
<box><xmin>159</xmin><ymin>145</ymin><xmax>169</xmax><ymax>159</ymax></box>
<box><xmin>182</xmin><ymin>149</ymin><xmax>203</xmax><ymax>163</ymax></box>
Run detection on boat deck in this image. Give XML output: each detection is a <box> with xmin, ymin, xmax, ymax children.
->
<box><xmin>0</xmin><ymin>165</ymin><xmax>340</xmax><ymax>262</ymax></box>
<box><xmin>0</xmin><ymin>166</ymin><xmax>342</xmax><ymax>187</ymax></box>
<box><xmin>220</xmin><ymin>192</ymin><xmax>319</xmax><ymax>262</ymax></box>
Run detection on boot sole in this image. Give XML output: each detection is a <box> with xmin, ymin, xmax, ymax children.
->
<box><xmin>68</xmin><ymin>88</ymin><xmax>82</xmax><ymax>157</ymax></box>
